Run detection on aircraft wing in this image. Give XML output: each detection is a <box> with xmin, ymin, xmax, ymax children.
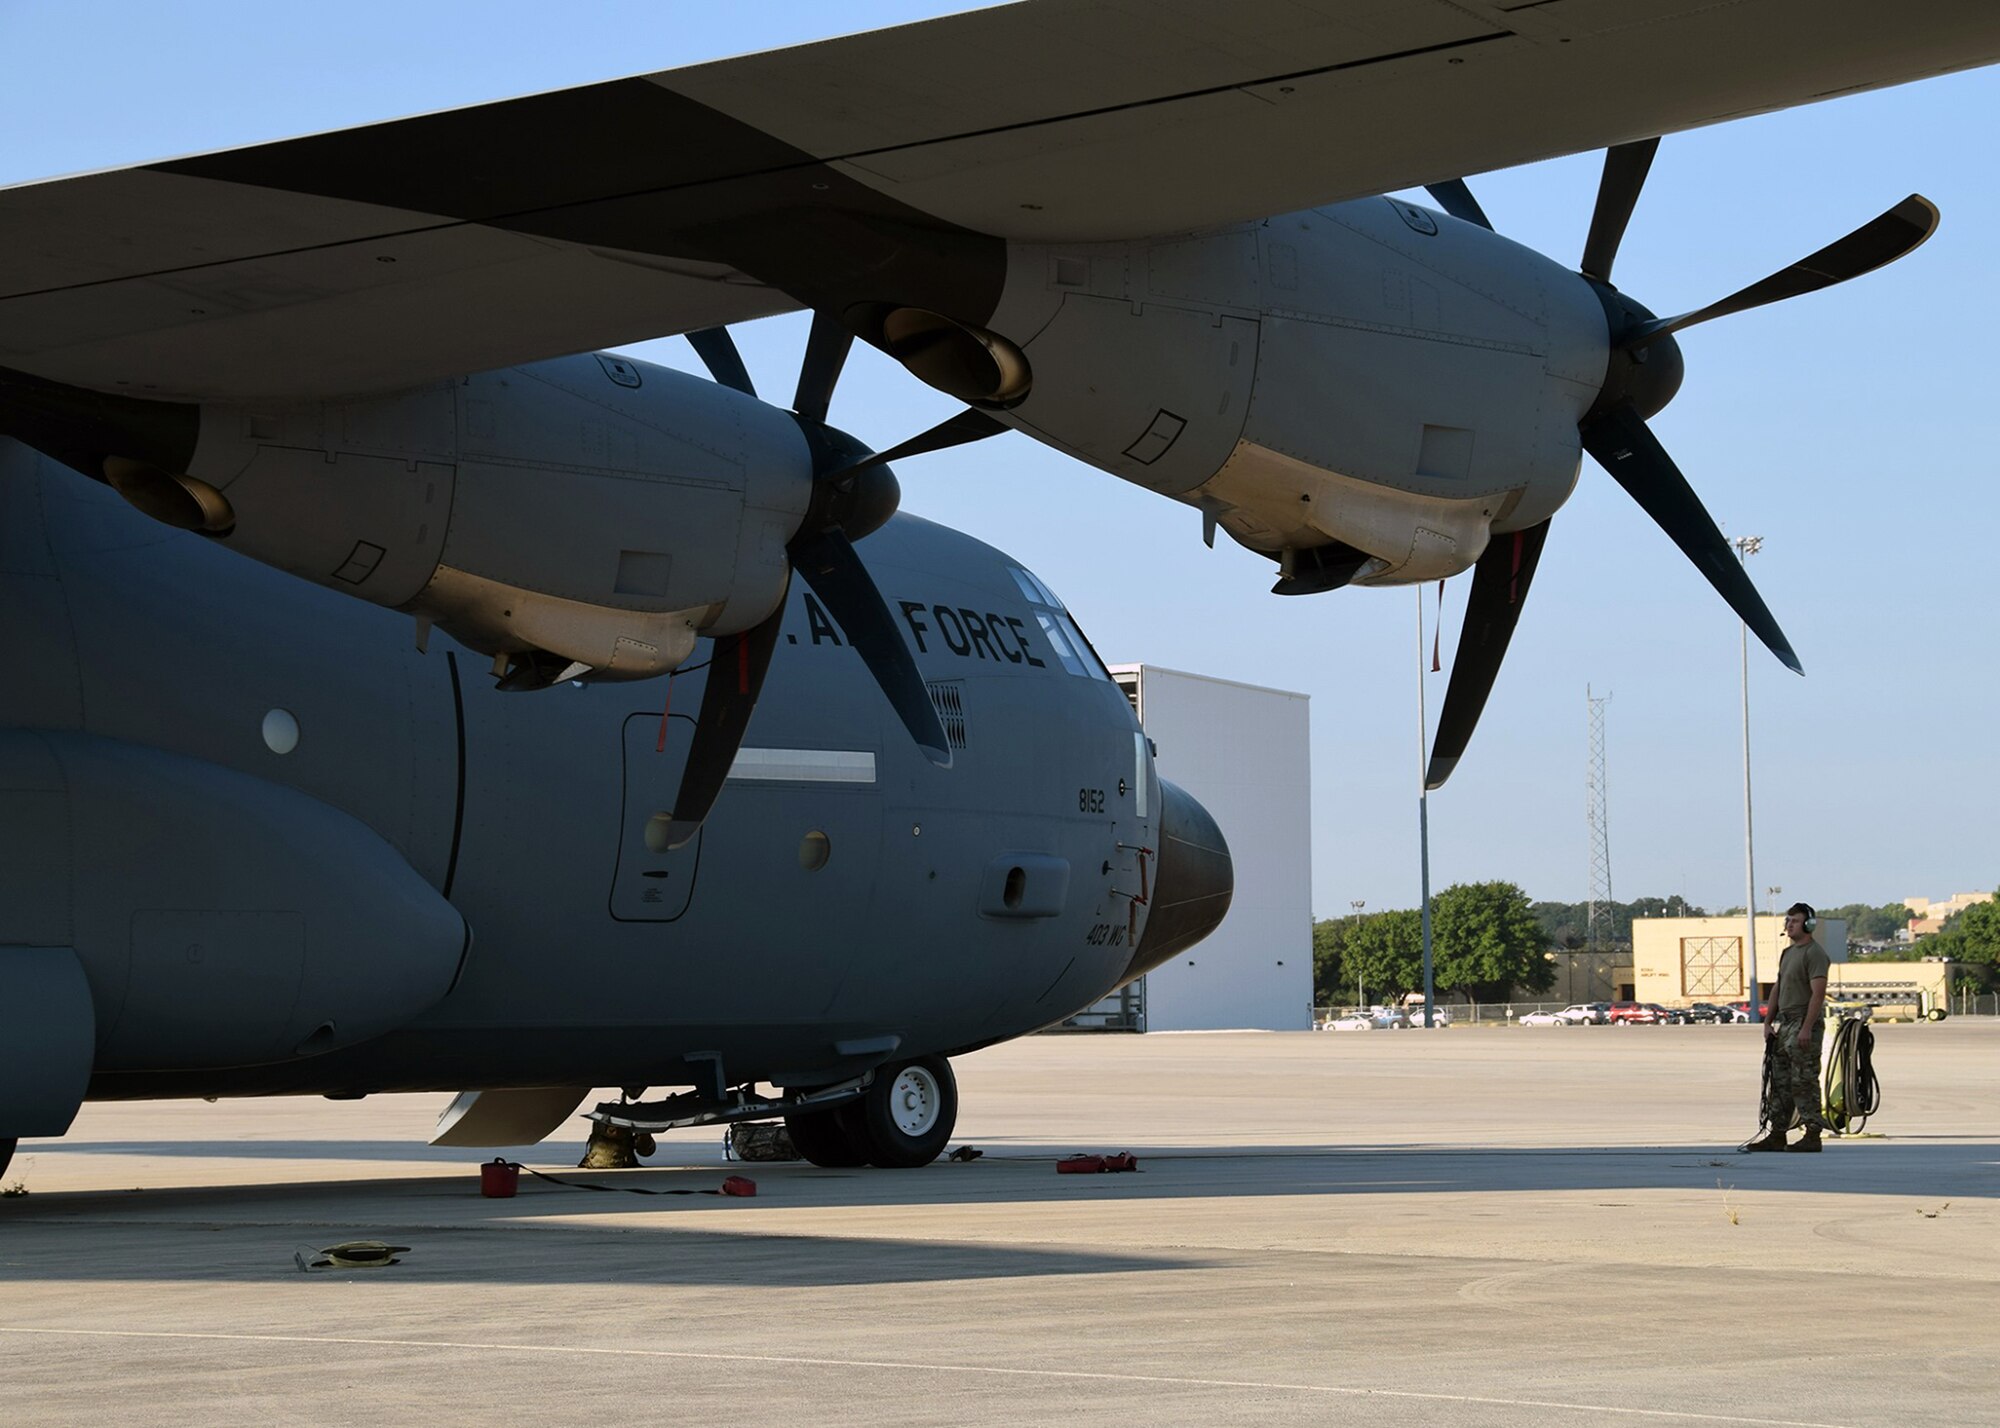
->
<box><xmin>4</xmin><ymin>0</ymin><xmax>1997</xmax><ymax>399</ymax></box>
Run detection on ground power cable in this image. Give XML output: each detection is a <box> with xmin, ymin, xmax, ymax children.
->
<box><xmin>1822</xmin><ymin>1012</ymin><xmax>1880</xmax><ymax>1135</ymax></box>
<box><xmin>1739</xmin><ymin>1034</ymin><xmax>1787</xmax><ymax>1152</ymax></box>
<box><xmin>510</xmin><ymin>1163</ymin><xmax>756</xmax><ymax>1197</ymax></box>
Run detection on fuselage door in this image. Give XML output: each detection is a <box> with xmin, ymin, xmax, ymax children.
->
<box><xmin>611</xmin><ymin>712</ymin><xmax>701</xmax><ymax>921</ymax></box>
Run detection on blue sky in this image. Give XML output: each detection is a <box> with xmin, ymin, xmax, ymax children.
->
<box><xmin>4</xmin><ymin>2</ymin><xmax>1994</xmax><ymax>918</ymax></box>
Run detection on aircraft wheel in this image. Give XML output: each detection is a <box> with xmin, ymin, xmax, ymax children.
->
<box><xmin>848</xmin><ymin>1056</ymin><xmax>957</xmax><ymax>1169</ymax></box>
<box><xmin>783</xmin><ymin>1107</ymin><xmax>868</xmax><ymax>1167</ymax></box>
<box><xmin>0</xmin><ymin>1138</ymin><xmax>14</xmax><ymax>1182</ymax></box>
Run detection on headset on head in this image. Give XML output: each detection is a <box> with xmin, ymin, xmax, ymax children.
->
<box><xmin>1787</xmin><ymin>902</ymin><xmax>1817</xmax><ymax>933</ymax></box>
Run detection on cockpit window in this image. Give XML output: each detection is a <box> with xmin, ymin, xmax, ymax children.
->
<box><xmin>1010</xmin><ymin>566</ymin><xmax>1064</xmax><ymax>610</ymax></box>
<box><xmin>1011</xmin><ymin>566</ymin><xmax>1108</xmax><ymax>681</ymax></box>
<box><xmin>1035</xmin><ymin>610</ymin><xmax>1085</xmax><ymax>676</ymax></box>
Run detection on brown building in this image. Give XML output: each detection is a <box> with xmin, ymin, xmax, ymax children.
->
<box><xmin>1631</xmin><ymin>916</ymin><xmax>1849</xmax><ymax>1007</ymax></box>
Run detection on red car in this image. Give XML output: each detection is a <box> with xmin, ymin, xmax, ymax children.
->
<box><xmin>1606</xmin><ymin>1001</ymin><xmax>1660</xmax><ymax>1024</ymax></box>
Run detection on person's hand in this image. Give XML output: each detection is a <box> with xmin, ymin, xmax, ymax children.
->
<box><xmin>1795</xmin><ymin>1026</ymin><xmax>1813</xmax><ymax>1050</ymax></box>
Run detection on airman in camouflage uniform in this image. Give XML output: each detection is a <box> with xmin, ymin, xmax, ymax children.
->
<box><xmin>1747</xmin><ymin>903</ymin><xmax>1831</xmax><ymax>1152</ymax></box>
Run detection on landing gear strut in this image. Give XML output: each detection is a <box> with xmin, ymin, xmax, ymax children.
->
<box><xmin>785</xmin><ymin>1055</ymin><xmax>957</xmax><ymax>1169</ymax></box>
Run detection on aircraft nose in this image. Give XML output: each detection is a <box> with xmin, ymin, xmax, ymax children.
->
<box><xmin>1125</xmin><ymin>779</ymin><xmax>1233</xmax><ymax>980</ymax></box>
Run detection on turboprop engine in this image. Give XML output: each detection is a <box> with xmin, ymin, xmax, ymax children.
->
<box><xmin>33</xmin><ymin>354</ymin><xmax>819</xmax><ymax>689</ymax></box>
<box><xmin>859</xmin><ymin>146</ymin><xmax>1931</xmax><ymax>784</ymax></box>
<box><xmin>880</xmin><ymin>195</ymin><xmax>1613</xmax><ymax>593</ymax></box>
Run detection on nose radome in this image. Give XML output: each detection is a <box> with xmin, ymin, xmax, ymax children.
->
<box><xmin>1126</xmin><ymin>779</ymin><xmax>1233</xmax><ymax>980</ymax></box>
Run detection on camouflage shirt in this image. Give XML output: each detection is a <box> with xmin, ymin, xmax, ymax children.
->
<box><xmin>1773</xmin><ymin>936</ymin><xmax>1830</xmax><ymax>1019</ymax></box>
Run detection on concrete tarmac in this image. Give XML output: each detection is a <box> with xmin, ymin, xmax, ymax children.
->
<box><xmin>3</xmin><ymin>1021</ymin><xmax>1996</xmax><ymax>1426</ymax></box>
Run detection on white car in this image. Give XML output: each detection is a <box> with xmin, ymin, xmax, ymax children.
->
<box><xmin>1519</xmin><ymin>1010</ymin><xmax>1566</xmax><ymax>1027</ymax></box>
<box><xmin>1557</xmin><ymin>1004</ymin><xmax>1603</xmax><ymax>1024</ymax></box>
<box><xmin>1321</xmin><ymin>1014</ymin><xmax>1375</xmax><ymax>1031</ymax></box>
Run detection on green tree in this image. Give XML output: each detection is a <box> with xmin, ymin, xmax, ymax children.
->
<box><xmin>1433</xmin><ymin>881</ymin><xmax>1553</xmax><ymax>1001</ymax></box>
<box><xmin>1821</xmin><ymin>902</ymin><xmax>1916</xmax><ymax>941</ymax></box>
<box><xmin>1533</xmin><ymin>901</ymin><xmax>1587</xmax><ymax>951</ymax></box>
<box><xmin>1925</xmin><ymin>895</ymin><xmax>2000</xmax><ymax>968</ymax></box>
<box><xmin>1311</xmin><ymin>918</ymin><xmax>1349</xmax><ymax>1005</ymax></box>
<box><xmin>1342</xmin><ymin>909</ymin><xmax>1424</xmax><ymax>1002</ymax></box>
<box><xmin>1533</xmin><ymin>895</ymin><xmax>1704</xmax><ymax>952</ymax></box>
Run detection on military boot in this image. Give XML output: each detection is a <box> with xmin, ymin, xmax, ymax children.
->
<box><xmin>1743</xmin><ymin>1129</ymin><xmax>1789</xmax><ymax>1152</ymax></box>
<box><xmin>1786</xmin><ymin>1127</ymin><xmax>1823</xmax><ymax>1153</ymax></box>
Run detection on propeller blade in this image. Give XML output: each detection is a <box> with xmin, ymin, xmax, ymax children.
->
<box><xmin>828</xmin><ymin>408</ymin><xmax>1008</xmax><ymax>479</ymax></box>
<box><xmin>685</xmin><ymin>328</ymin><xmax>756</xmax><ymax>398</ymax></box>
<box><xmin>1425</xmin><ymin>520</ymin><xmax>1551</xmax><ymax>791</ymax></box>
<box><xmin>1579</xmin><ymin>402</ymin><xmax>1802</xmax><ymax>674</ymax></box>
<box><xmin>660</xmin><ymin>594</ymin><xmax>789</xmax><ymax>849</ymax></box>
<box><xmin>1580</xmin><ymin>138</ymin><xmax>1660</xmax><ymax>284</ymax></box>
<box><xmin>788</xmin><ymin>526</ymin><xmax>952</xmax><ymax>767</ymax></box>
<box><xmin>794</xmin><ymin>312</ymin><xmax>853</xmax><ymax>426</ymax></box>
<box><xmin>1625</xmin><ymin>194</ymin><xmax>1939</xmax><ymax>347</ymax></box>
<box><xmin>1424</xmin><ymin>179</ymin><xmax>1493</xmax><ymax>231</ymax></box>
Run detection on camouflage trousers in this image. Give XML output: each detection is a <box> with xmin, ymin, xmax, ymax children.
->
<box><xmin>1762</xmin><ymin>1015</ymin><xmax>1830</xmax><ymax>1132</ymax></box>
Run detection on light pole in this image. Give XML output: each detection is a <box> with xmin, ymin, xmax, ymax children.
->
<box><xmin>1735</xmin><ymin>535</ymin><xmax>1764</xmax><ymax>1023</ymax></box>
<box><xmin>1766</xmin><ymin>886</ymin><xmax>1782</xmax><ymax>916</ymax></box>
<box><xmin>1416</xmin><ymin>587</ymin><xmax>1435</xmax><ymax>1029</ymax></box>
<box><xmin>1350</xmin><ymin>900</ymin><xmax>1365</xmax><ymax>1012</ymax></box>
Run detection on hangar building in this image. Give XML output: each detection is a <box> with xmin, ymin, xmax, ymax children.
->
<box><xmin>1065</xmin><ymin>664</ymin><xmax>1312</xmax><ymax>1031</ymax></box>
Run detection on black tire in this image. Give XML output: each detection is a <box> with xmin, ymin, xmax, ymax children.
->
<box><xmin>846</xmin><ymin>1055</ymin><xmax>957</xmax><ymax>1169</ymax></box>
<box><xmin>784</xmin><ymin>1107</ymin><xmax>868</xmax><ymax>1167</ymax></box>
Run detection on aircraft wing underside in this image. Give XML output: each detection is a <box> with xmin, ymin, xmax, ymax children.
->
<box><xmin>3</xmin><ymin>0</ymin><xmax>1997</xmax><ymax>399</ymax></box>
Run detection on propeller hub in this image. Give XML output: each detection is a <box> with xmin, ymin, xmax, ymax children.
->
<box><xmin>795</xmin><ymin>419</ymin><xmax>901</xmax><ymax>542</ymax></box>
<box><xmin>1585</xmin><ymin>282</ymin><xmax>1684</xmax><ymax>423</ymax></box>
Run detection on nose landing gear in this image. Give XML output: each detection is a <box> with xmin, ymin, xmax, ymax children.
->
<box><xmin>785</xmin><ymin>1055</ymin><xmax>958</xmax><ymax>1169</ymax></box>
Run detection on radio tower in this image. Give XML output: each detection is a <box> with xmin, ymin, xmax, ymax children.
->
<box><xmin>1585</xmin><ymin>687</ymin><xmax>1614</xmax><ymax>953</ymax></box>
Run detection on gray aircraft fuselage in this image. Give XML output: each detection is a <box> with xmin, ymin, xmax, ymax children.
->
<box><xmin>0</xmin><ymin>430</ymin><xmax>1220</xmax><ymax>1131</ymax></box>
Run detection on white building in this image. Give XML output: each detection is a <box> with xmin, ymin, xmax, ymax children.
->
<box><xmin>1092</xmin><ymin>664</ymin><xmax>1314</xmax><ymax>1031</ymax></box>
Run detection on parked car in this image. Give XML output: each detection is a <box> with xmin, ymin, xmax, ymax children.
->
<box><xmin>1727</xmin><ymin>999</ymin><xmax>1773</xmax><ymax>1021</ymax></box>
<box><xmin>1321</xmin><ymin>1014</ymin><xmax>1374</xmax><ymax>1031</ymax></box>
<box><xmin>1647</xmin><ymin>1003</ymin><xmax>1687</xmax><ymax>1024</ymax></box>
<box><xmin>1606</xmin><ymin>1001</ymin><xmax>1660</xmax><ymax>1025</ymax></box>
<box><xmin>1402</xmin><ymin>1004</ymin><xmax>1452</xmax><ymax>1027</ymax></box>
<box><xmin>1558</xmin><ymin>1003</ymin><xmax>1606</xmax><ymax>1025</ymax></box>
<box><xmin>1686</xmin><ymin>1002</ymin><xmax>1738</xmax><ymax>1023</ymax></box>
<box><xmin>1519</xmin><ymin>1010</ymin><xmax>1566</xmax><ymax>1027</ymax></box>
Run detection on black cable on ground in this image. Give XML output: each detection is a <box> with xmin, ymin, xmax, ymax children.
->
<box><xmin>512</xmin><ymin>1164</ymin><xmax>753</xmax><ymax>1196</ymax></box>
<box><xmin>1739</xmin><ymin>1033</ymin><xmax>1788</xmax><ymax>1151</ymax></box>
<box><xmin>1823</xmin><ymin>1014</ymin><xmax>1880</xmax><ymax>1134</ymax></box>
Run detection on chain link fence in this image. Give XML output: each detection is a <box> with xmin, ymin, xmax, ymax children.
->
<box><xmin>1313</xmin><ymin>992</ymin><xmax>1999</xmax><ymax>1027</ymax></box>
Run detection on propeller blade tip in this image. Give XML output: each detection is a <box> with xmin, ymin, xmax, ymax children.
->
<box><xmin>1423</xmin><ymin>758</ymin><xmax>1457</xmax><ymax>791</ymax></box>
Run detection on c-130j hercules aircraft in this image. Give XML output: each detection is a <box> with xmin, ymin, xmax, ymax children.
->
<box><xmin>3</xmin><ymin>1</ymin><xmax>1997</xmax><ymax>1178</ymax></box>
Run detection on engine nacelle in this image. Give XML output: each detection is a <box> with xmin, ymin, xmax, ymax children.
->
<box><xmin>956</xmin><ymin>199</ymin><xmax>1612</xmax><ymax>586</ymax></box>
<box><xmin>176</xmin><ymin>354</ymin><xmax>813</xmax><ymax>684</ymax></box>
